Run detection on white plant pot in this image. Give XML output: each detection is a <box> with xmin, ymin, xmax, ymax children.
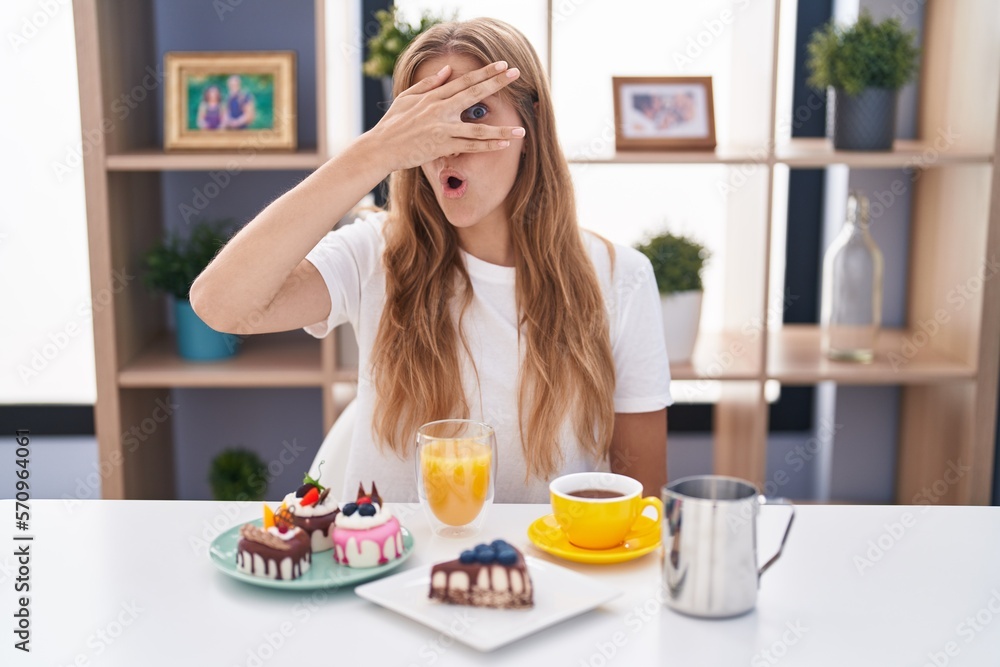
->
<box><xmin>660</xmin><ymin>290</ymin><xmax>703</xmax><ymax>363</ymax></box>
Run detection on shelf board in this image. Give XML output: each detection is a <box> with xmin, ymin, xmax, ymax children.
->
<box><xmin>105</xmin><ymin>149</ymin><xmax>326</xmax><ymax>171</ymax></box>
<box><xmin>565</xmin><ymin>139</ymin><xmax>993</xmax><ymax>167</ymax></box>
<box><xmin>775</xmin><ymin>138</ymin><xmax>993</xmax><ymax>168</ymax></box>
<box><xmin>670</xmin><ymin>331</ymin><xmax>762</xmax><ymax>381</ymax></box>
<box><xmin>567</xmin><ymin>145</ymin><xmax>766</xmax><ymax>165</ymax></box>
<box><xmin>117</xmin><ymin>329</ymin><xmax>761</xmax><ymax>388</ymax></box>
<box><xmin>119</xmin><ymin>331</ymin><xmax>328</xmax><ymax>388</ymax></box>
<box><xmin>767</xmin><ymin>325</ymin><xmax>975</xmax><ymax>385</ymax></box>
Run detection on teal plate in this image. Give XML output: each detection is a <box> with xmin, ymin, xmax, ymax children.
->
<box><xmin>209</xmin><ymin>519</ymin><xmax>415</xmax><ymax>590</ymax></box>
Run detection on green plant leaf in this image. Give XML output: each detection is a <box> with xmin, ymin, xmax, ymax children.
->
<box><xmin>361</xmin><ymin>6</ymin><xmax>455</xmax><ymax>79</ymax></box>
<box><xmin>302</xmin><ymin>460</ymin><xmax>326</xmax><ymax>494</ymax></box>
<box><xmin>142</xmin><ymin>219</ymin><xmax>235</xmax><ymax>300</ymax></box>
<box><xmin>634</xmin><ymin>232</ymin><xmax>710</xmax><ymax>295</ymax></box>
<box><xmin>208</xmin><ymin>447</ymin><xmax>269</xmax><ymax>502</ymax></box>
<box><xmin>806</xmin><ymin>10</ymin><xmax>919</xmax><ymax>95</ymax></box>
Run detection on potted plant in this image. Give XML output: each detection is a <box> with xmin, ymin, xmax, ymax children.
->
<box><xmin>363</xmin><ymin>7</ymin><xmax>452</xmax><ymax>101</ymax></box>
<box><xmin>142</xmin><ymin>219</ymin><xmax>242</xmax><ymax>361</ymax></box>
<box><xmin>635</xmin><ymin>232</ymin><xmax>710</xmax><ymax>363</ymax></box>
<box><xmin>807</xmin><ymin>10</ymin><xmax>919</xmax><ymax>150</ymax></box>
<box><xmin>209</xmin><ymin>447</ymin><xmax>269</xmax><ymax>501</ymax></box>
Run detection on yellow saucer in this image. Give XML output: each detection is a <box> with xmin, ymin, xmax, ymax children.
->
<box><xmin>526</xmin><ymin>513</ymin><xmax>662</xmax><ymax>564</ymax></box>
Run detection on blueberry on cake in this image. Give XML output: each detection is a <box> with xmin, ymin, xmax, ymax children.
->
<box><xmin>332</xmin><ymin>482</ymin><xmax>404</xmax><ymax>568</ymax></box>
<box><xmin>281</xmin><ymin>464</ymin><xmax>339</xmax><ymax>553</ymax></box>
<box><xmin>429</xmin><ymin>539</ymin><xmax>533</xmax><ymax>609</ymax></box>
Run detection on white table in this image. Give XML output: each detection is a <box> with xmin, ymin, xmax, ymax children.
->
<box><xmin>2</xmin><ymin>499</ymin><xmax>999</xmax><ymax>666</ymax></box>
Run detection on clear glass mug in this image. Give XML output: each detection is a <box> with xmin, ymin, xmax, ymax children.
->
<box><xmin>415</xmin><ymin>419</ymin><xmax>497</xmax><ymax>538</ymax></box>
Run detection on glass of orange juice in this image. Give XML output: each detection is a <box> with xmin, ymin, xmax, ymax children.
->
<box><xmin>416</xmin><ymin>420</ymin><xmax>497</xmax><ymax>538</ymax></box>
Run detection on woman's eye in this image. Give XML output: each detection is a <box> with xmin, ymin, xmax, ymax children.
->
<box><xmin>461</xmin><ymin>104</ymin><xmax>488</xmax><ymax>122</ymax></box>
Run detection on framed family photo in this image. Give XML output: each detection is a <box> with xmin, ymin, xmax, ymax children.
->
<box><xmin>612</xmin><ymin>76</ymin><xmax>716</xmax><ymax>151</ymax></box>
<box><xmin>164</xmin><ymin>51</ymin><xmax>297</xmax><ymax>151</ymax></box>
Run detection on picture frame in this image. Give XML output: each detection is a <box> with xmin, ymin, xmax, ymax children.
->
<box><xmin>164</xmin><ymin>51</ymin><xmax>296</xmax><ymax>151</ymax></box>
<box><xmin>612</xmin><ymin>76</ymin><xmax>716</xmax><ymax>151</ymax></box>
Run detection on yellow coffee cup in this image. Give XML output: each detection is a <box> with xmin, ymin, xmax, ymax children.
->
<box><xmin>549</xmin><ymin>472</ymin><xmax>663</xmax><ymax>550</ymax></box>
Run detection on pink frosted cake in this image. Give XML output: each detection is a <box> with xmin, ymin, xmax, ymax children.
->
<box><xmin>332</xmin><ymin>482</ymin><xmax>404</xmax><ymax>568</ymax></box>
<box><xmin>282</xmin><ymin>465</ymin><xmax>339</xmax><ymax>553</ymax></box>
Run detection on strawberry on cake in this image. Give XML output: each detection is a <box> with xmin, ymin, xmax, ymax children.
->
<box><xmin>332</xmin><ymin>482</ymin><xmax>404</xmax><ymax>568</ymax></box>
<box><xmin>281</xmin><ymin>464</ymin><xmax>340</xmax><ymax>553</ymax></box>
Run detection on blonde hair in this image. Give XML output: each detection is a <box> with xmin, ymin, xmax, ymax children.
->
<box><xmin>369</xmin><ymin>17</ymin><xmax>616</xmax><ymax>480</ymax></box>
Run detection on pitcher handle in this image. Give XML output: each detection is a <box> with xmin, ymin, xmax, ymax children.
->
<box><xmin>758</xmin><ymin>497</ymin><xmax>795</xmax><ymax>576</ymax></box>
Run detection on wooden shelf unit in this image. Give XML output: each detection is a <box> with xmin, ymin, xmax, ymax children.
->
<box><xmin>773</xmin><ymin>138</ymin><xmax>994</xmax><ymax>168</ymax></box>
<box><xmin>669</xmin><ymin>331</ymin><xmax>763</xmax><ymax>382</ymax></box>
<box><xmin>566</xmin><ymin>146</ymin><xmax>769</xmax><ymax>165</ymax></box>
<box><xmin>767</xmin><ymin>325</ymin><xmax>976</xmax><ymax>385</ymax></box>
<box><xmin>73</xmin><ymin>0</ymin><xmax>341</xmax><ymax>500</ymax></box>
<box><xmin>105</xmin><ymin>149</ymin><xmax>327</xmax><ymax>172</ymax></box>
<box><xmin>75</xmin><ymin>0</ymin><xmax>1000</xmax><ymax>503</ymax></box>
<box><xmin>118</xmin><ymin>331</ymin><xmax>327</xmax><ymax>388</ymax></box>
<box><xmin>566</xmin><ymin>138</ymin><xmax>994</xmax><ymax>168</ymax></box>
<box><xmin>764</xmin><ymin>0</ymin><xmax>998</xmax><ymax>505</ymax></box>
<box><xmin>554</xmin><ymin>0</ymin><xmax>1000</xmax><ymax>505</ymax></box>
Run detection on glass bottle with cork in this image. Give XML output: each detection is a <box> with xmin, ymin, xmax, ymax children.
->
<box><xmin>821</xmin><ymin>191</ymin><xmax>884</xmax><ymax>362</ymax></box>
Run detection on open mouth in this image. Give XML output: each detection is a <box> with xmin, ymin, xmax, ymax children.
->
<box><xmin>440</xmin><ymin>170</ymin><xmax>468</xmax><ymax>199</ymax></box>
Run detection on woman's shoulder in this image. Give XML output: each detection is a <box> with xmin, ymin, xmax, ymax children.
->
<box><xmin>334</xmin><ymin>208</ymin><xmax>389</xmax><ymax>245</ymax></box>
<box><xmin>354</xmin><ymin>206</ymin><xmax>389</xmax><ymax>228</ymax></box>
<box><xmin>308</xmin><ymin>208</ymin><xmax>389</xmax><ymax>279</ymax></box>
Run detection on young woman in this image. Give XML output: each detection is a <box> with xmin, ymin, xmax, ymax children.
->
<box><xmin>191</xmin><ymin>18</ymin><xmax>672</xmax><ymax>503</ymax></box>
<box><xmin>196</xmin><ymin>85</ymin><xmax>226</xmax><ymax>130</ymax></box>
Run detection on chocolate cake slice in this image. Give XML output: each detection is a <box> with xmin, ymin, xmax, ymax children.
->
<box><xmin>429</xmin><ymin>540</ymin><xmax>533</xmax><ymax>609</ymax></box>
<box><xmin>236</xmin><ymin>523</ymin><xmax>311</xmax><ymax>580</ymax></box>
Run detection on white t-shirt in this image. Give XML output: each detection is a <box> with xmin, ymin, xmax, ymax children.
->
<box><xmin>303</xmin><ymin>210</ymin><xmax>672</xmax><ymax>503</ymax></box>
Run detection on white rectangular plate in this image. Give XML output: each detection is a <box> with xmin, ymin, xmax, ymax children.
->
<box><xmin>354</xmin><ymin>556</ymin><xmax>621</xmax><ymax>652</ymax></box>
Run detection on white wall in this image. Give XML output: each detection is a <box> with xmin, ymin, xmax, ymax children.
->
<box><xmin>0</xmin><ymin>0</ymin><xmax>94</xmax><ymax>404</ymax></box>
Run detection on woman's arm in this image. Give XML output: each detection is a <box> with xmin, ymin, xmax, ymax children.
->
<box><xmin>189</xmin><ymin>136</ymin><xmax>388</xmax><ymax>333</ymax></box>
<box><xmin>190</xmin><ymin>60</ymin><xmax>524</xmax><ymax>335</ymax></box>
<box><xmin>609</xmin><ymin>409</ymin><xmax>667</xmax><ymax>498</ymax></box>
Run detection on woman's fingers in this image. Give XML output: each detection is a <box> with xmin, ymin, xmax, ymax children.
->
<box><xmin>435</xmin><ymin>61</ymin><xmax>520</xmax><ymax>107</ymax></box>
<box><xmin>444</xmin><ymin>137</ymin><xmax>515</xmax><ymax>154</ymax></box>
<box><xmin>433</xmin><ymin>60</ymin><xmax>507</xmax><ymax>98</ymax></box>
<box><xmin>452</xmin><ymin>67</ymin><xmax>520</xmax><ymax>111</ymax></box>
<box><xmin>396</xmin><ymin>64</ymin><xmax>451</xmax><ymax>98</ymax></box>
<box><xmin>448</xmin><ymin>121</ymin><xmax>525</xmax><ymax>141</ymax></box>
<box><xmin>366</xmin><ymin>60</ymin><xmax>527</xmax><ymax>170</ymax></box>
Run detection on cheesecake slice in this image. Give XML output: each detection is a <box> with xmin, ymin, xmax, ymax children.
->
<box><xmin>428</xmin><ymin>539</ymin><xmax>533</xmax><ymax>609</ymax></box>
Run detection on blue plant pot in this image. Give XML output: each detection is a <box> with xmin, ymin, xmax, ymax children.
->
<box><xmin>174</xmin><ymin>298</ymin><xmax>243</xmax><ymax>361</ymax></box>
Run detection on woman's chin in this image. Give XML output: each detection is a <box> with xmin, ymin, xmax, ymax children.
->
<box><xmin>439</xmin><ymin>206</ymin><xmax>482</xmax><ymax>230</ymax></box>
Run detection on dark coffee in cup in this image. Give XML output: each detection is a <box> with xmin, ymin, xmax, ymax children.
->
<box><xmin>551</xmin><ymin>472</ymin><xmax>663</xmax><ymax>549</ymax></box>
<box><xmin>568</xmin><ymin>489</ymin><xmax>624</xmax><ymax>499</ymax></box>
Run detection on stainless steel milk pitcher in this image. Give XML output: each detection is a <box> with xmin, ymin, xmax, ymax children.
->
<box><xmin>661</xmin><ymin>475</ymin><xmax>795</xmax><ymax>618</ymax></box>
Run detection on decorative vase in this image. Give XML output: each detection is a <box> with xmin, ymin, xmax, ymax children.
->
<box><xmin>820</xmin><ymin>192</ymin><xmax>884</xmax><ymax>363</ymax></box>
<box><xmin>174</xmin><ymin>298</ymin><xmax>242</xmax><ymax>361</ymax></box>
<box><xmin>831</xmin><ymin>87</ymin><xmax>898</xmax><ymax>150</ymax></box>
<box><xmin>660</xmin><ymin>290</ymin><xmax>703</xmax><ymax>364</ymax></box>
